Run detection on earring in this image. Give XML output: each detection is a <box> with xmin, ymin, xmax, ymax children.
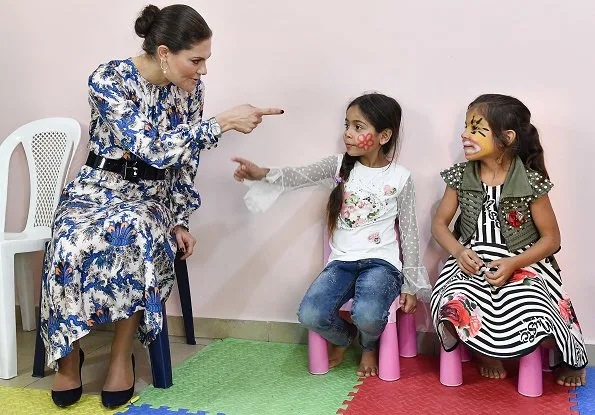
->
<box><xmin>160</xmin><ymin>59</ymin><xmax>168</xmax><ymax>74</ymax></box>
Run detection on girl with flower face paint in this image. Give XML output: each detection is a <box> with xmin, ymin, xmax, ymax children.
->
<box><xmin>232</xmin><ymin>93</ymin><xmax>431</xmax><ymax>378</ymax></box>
<box><xmin>431</xmin><ymin>94</ymin><xmax>587</xmax><ymax>387</ymax></box>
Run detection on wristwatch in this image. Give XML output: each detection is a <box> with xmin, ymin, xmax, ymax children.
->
<box><xmin>208</xmin><ymin>117</ymin><xmax>222</xmax><ymax>138</ymax></box>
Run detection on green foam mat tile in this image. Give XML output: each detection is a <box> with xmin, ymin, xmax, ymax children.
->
<box><xmin>134</xmin><ymin>338</ymin><xmax>362</xmax><ymax>415</ymax></box>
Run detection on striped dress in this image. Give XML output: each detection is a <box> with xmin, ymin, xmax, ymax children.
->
<box><xmin>431</xmin><ymin>183</ymin><xmax>587</xmax><ymax>369</ymax></box>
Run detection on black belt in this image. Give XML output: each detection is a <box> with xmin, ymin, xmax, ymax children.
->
<box><xmin>85</xmin><ymin>152</ymin><xmax>166</xmax><ymax>182</ymax></box>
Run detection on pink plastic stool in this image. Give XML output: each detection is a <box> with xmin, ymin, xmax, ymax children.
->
<box><xmin>439</xmin><ymin>344</ymin><xmax>544</xmax><ymax>397</ymax></box>
<box><xmin>308</xmin><ymin>331</ymin><xmax>330</xmax><ymax>375</ymax></box>
<box><xmin>518</xmin><ymin>348</ymin><xmax>543</xmax><ymax>397</ymax></box>
<box><xmin>440</xmin><ymin>344</ymin><xmax>463</xmax><ymax>386</ymax></box>
<box><xmin>397</xmin><ymin>311</ymin><xmax>417</xmax><ymax>358</ymax></box>
<box><xmin>308</xmin><ymin>298</ymin><xmax>416</xmax><ymax>381</ymax></box>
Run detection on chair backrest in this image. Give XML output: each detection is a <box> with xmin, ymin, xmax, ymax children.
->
<box><xmin>0</xmin><ymin>118</ymin><xmax>81</xmax><ymax>233</ymax></box>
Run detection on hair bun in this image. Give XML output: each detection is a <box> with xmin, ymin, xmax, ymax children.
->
<box><xmin>135</xmin><ymin>5</ymin><xmax>160</xmax><ymax>38</ymax></box>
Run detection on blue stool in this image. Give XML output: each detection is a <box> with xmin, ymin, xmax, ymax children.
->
<box><xmin>32</xmin><ymin>250</ymin><xmax>196</xmax><ymax>388</ymax></box>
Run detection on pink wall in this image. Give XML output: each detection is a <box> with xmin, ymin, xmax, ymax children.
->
<box><xmin>2</xmin><ymin>1</ymin><xmax>593</xmax><ymax>343</ymax></box>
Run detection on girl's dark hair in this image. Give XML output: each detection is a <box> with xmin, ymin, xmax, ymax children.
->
<box><xmin>326</xmin><ymin>93</ymin><xmax>402</xmax><ymax>237</ymax></box>
<box><xmin>135</xmin><ymin>4</ymin><xmax>212</xmax><ymax>55</ymax></box>
<box><xmin>468</xmin><ymin>94</ymin><xmax>549</xmax><ymax>178</ymax></box>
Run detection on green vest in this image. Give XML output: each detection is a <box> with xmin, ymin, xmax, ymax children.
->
<box><xmin>440</xmin><ymin>157</ymin><xmax>560</xmax><ymax>271</ymax></box>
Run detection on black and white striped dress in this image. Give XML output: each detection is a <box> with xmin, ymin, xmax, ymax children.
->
<box><xmin>431</xmin><ymin>184</ymin><xmax>587</xmax><ymax>369</ymax></box>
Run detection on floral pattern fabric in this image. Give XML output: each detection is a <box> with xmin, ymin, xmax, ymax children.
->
<box><xmin>40</xmin><ymin>59</ymin><xmax>217</xmax><ymax>368</ymax></box>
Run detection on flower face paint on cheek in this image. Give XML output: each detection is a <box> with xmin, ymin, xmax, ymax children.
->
<box><xmin>356</xmin><ymin>133</ymin><xmax>375</xmax><ymax>150</ymax></box>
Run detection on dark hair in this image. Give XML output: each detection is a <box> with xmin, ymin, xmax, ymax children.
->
<box><xmin>326</xmin><ymin>93</ymin><xmax>402</xmax><ymax>237</ymax></box>
<box><xmin>468</xmin><ymin>94</ymin><xmax>549</xmax><ymax>178</ymax></box>
<box><xmin>135</xmin><ymin>4</ymin><xmax>212</xmax><ymax>55</ymax></box>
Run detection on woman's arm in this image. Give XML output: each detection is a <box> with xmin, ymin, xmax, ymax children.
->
<box><xmin>89</xmin><ymin>64</ymin><xmax>217</xmax><ymax>168</ymax></box>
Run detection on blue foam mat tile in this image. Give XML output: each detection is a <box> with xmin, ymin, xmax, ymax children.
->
<box><xmin>569</xmin><ymin>367</ymin><xmax>595</xmax><ymax>414</ymax></box>
<box><xmin>116</xmin><ymin>404</ymin><xmax>224</xmax><ymax>415</ymax></box>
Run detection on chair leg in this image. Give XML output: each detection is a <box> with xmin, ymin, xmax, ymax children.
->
<box><xmin>308</xmin><ymin>331</ymin><xmax>329</xmax><ymax>375</ymax></box>
<box><xmin>149</xmin><ymin>301</ymin><xmax>173</xmax><ymax>388</ymax></box>
<box><xmin>440</xmin><ymin>344</ymin><xmax>463</xmax><ymax>386</ymax></box>
<box><xmin>397</xmin><ymin>310</ymin><xmax>417</xmax><ymax>358</ymax></box>
<box><xmin>174</xmin><ymin>253</ymin><xmax>196</xmax><ymax>345</ymax></box>
<box><xmin>0</xmin><ymin>251</ymin><xmax>18</xmax><ymax>379</ymax></box>
<box><xmin>541</xmin><ymin>347</ymin><xmax>552</xmax><ymax>372</ymax></box>
<box><xmin>32</xmin><ymin>278</ymin><xmax>46</xmax><ymax>377</ymax></box>
<box><xmin>15</xmin><ymin>253</ymin><xmax>36</xmax><ymax>331</ymax></box>
<box><xmin>378</xmin><ymin>322</ymin><xmax>400</xmax><ymax>381</ymax></box>
<box><xmin>461</xmin><ymin>344</ymin><xmax>473</xmax><ymax>362</ymax></box>
<box><xmin>518</xmin><ymin>347</ymin><xmax>543</xmax><ymax>397</ymax></box>
<box><xmin>32</xmin><ymin>242</ymin><xmax>49</xmax><ymax>378</ymax></box>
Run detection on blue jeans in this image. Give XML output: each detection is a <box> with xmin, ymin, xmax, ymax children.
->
<box><xmin>297</xmin><ymin>259</ymin><xmax>402</xmax><ymax>351</ymax></box>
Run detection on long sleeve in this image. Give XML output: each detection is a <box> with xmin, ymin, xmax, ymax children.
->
<box><xmin>88</xmin><ymin>63</ymin><xmax>218</xmax><ymax>169</ymax></box>
<box><xmin>168</xmin><ymin>84</ymin><xmax>209</xmax><ymax>229</ymax></box>
<box><xmin>243</xmin><ymin>155</ymin><xmax>341</xmax><ymax>213</ymax></box>
<box><xmin>396</xmin><ymin>175</ymin><xmax>431</xmax><ymax>301</ymax></box>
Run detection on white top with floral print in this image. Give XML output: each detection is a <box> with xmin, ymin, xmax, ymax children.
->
<box><xmin>243</xmin><ymin>154</ymin><xmax>431</xmax><ymax>300</ymax></box>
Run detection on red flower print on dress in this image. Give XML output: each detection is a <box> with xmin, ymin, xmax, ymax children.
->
<box><xmin>439</xmin><ymin>293</ymin><xmax>482</xmax><ymax>340</ymax></box>
<box><xmin>468</xmin><ymin>315</ymin><xmax>481</xmax><ymax>336</ymax></box>
<box><xmin>558</xmin><ymin>293</ymin><xmax>582</xmax><ymax>331</ymax></box>
<box><xmin>507</xmin><ymin>210</ymin><xmax>526</xmax><ymax>227</ymax></box>
<box><xmin>439</xmin><ymin>299</ymin><xmax>471</xmax><ymax>328</ymax></box>
<box><xmin>508</xmin><ymin>268</ymin><xmax>537</xmax><ymax>284</ymax></box>
<box><xmin>356</xmin><ymin>133</ymin><xmax>375</xmax><ymax>151</ymax></box>
<box><xmin>558</xmin><ymin>298</ymin><xmax>572</xmax><ymax>323</ymax></box>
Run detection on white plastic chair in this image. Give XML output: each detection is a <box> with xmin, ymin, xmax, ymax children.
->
<box><xmin>0</xmin><ymin>118</ymin><xmax>80</xmax><ymax>379</ymax></box>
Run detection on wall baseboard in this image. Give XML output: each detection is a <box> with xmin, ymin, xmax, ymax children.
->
<box><xmin>161</xmin><ymin>315</ymin><xmax>442</xmax><ymax>355</ymax></box>
<box><xmin>19</xmin><ymin>307</ymin><xmax>594</xmax><ymax>366</ymax></box>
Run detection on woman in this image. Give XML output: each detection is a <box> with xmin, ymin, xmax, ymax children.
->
<box><xmin>41</xmin><ymin>4</ymin><xmax>283</xmax><ymax>408</ymax></box>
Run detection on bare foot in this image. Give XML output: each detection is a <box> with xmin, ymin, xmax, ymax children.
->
<box><xmin>328</xmin><ymin>343</ymin><xmax>348</xmax><ymax>368</ymax></box>
<box><xmin>556</xmin><ymin>366</ymin><xmax>587</xmax><ymax>387</ymax></box>
<box><xmin>103</xmin><ymin>353</ymin><xmax>134</xmax><ymax>392</ymax></box>
<box><xmin>53</xmin><ymin>345</ymin><xmax>81</xmax><ymax>391</ymax></box>
<box><xmin>475</xmin><ymin>353</ymin><xmax>507</xmax><ymax>379</ymax></box>
<box><xmin>357</xmin><ymin>350</ymin><xmax>378</xmax><ymax>377</ymax></box>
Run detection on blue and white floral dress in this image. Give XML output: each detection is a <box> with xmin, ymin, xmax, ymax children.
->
<box><xmin>41</xmin><ymin>59</ymin><xmax>218</xmax><ymax>368</ymax></box>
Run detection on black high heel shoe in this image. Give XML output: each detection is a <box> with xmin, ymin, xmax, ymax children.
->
<box><xmin>101</xmin><ymin>354</ymin><xmax>136</xmax><ymax>408</ymax></box>
<box><xmin>51</xmin><ymin>348</ymin><xmax>85</xmax><ymax>407</ymax></box>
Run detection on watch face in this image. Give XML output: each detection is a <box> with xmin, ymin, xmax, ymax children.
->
<box><xmin>210</xmin><ymin>119</ymin><xmax>221</xmax><ymax>135</ymax></box>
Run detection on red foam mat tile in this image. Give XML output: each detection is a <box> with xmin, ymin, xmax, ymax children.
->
<box><xmin>338</xmin><ymin>356</ymin><xmax>577</xmax><ymax>415</ymax></box>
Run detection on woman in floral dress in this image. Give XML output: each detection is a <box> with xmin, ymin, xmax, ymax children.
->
<box><xmin>42</xmin><ymin>4</ymin><xmax>283</xmax><ymax>408</ymax></box>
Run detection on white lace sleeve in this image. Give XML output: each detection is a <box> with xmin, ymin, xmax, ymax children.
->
<box><xmin>243</xmin><ymin>155</ymin><xmax>341</xmax><ymax>213</ymax></box>
<box><xmin>396</xmin><ymin>175</ymin><xmax>431</xmax><ymax>302</ymax></box>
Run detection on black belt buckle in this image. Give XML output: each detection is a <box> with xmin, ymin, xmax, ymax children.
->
<box><xmin>121</xmin><ymin>158</ymin><xmax>140</xmax><ymax>182</ymax></box>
